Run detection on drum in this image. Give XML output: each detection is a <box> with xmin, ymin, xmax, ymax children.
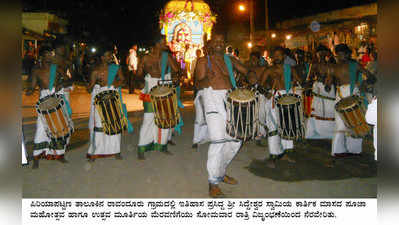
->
<box><xmin>335</xmin><ymin>95</ymin><xmax>370</xmax><ymax>137</ymax></box>
<box><xmin>94</xmin><ymin>90</ymin><xmax>127</xmax><ymax>135</ymax></box>
<box><xmin>275</xmin><ymin>94</ymin><xmax>305</xmax><ymax>140</ymax></box>
<box><xmin>150</xmin><ymin>83</ymin><xmax>180</xmax><ymax>129</ymax></box>
<box><xmin>36</xmin><ymin>94</ymin><xmax>73</xmax><ymax>140</ymax></box>
<box><xmin>226</xmin><ymin>88</ymin><xmax>259</xmax><ymax>141</ymax></box>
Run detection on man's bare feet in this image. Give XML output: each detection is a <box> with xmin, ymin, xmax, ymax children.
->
<box><xmin>161</xmin><ymin>150</ymin><xmax>173</xmax><ymax>155</ymax></box>
<box><xmin>58</xmin><ymin>158</ymin><xmax>69</xmax><ymax>163</ymax></box>
<box><xmin>222</xmin><ymin>175</ymin><xmax>238</xmax><ymax>185</ymax></box>
<box><xmin>265</xmin><ymin>159</ymin><xmax>276</xmax><ymax>169</ymax></box>
<box><xmin>32</xmin><ymin>159</ymin><xmax>39</xmax><ymax>169</ymax></box>
<box><xmin>115</xmin><ymin>153</ymin><xmax>123</xmax><ymax>160</ymax></box>
<box><xmin>281</xmin><ymin>154</ymin><xmax>296</xmax><ymax>163</ymax></box>
<box><xmin>137</xmin><ymin>152</ymin><xmax>145</xmax><ymax>160</ymax></box>
<box><xmin>88</xmin><ymin>158</ymin><xmax>96</xmax><ymax>162</ymax></box>
<box><xmin>209</xmin><ymin>184</ymin><xmax>225</xmax><ymax>198</ymax></box>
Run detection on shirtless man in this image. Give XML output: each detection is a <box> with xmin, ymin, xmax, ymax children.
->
<box><xmin>326</xmin><ymin>44</ymin><xmax>376</xmax><ymax>161</ymax></box>
<box><xmin>245</xmin><ymin>51</ymin><xmax>268</xmax><ymax>143</ymax></box>
<box><xmin>27</xmin><ymin>46</ymin><xmax>71</xmax><ymax>169</ymax></box>
<box><xmin>304</xmin><ymin>45</ymin><xmax>337</xmax><ymax>140</ymax></box>
<box><xmin>196</xmin><ymin>33</ymin><xmax>256</xmax><ymax>197</ymax></box>
<box><xmin>259</xmin><ymin>46</ymin><xmax>300</xmax><ymax>168</ymax></box>
<box><xmin>87</xmin><ymin>49</ymin><xmax>127</xmax><ymax>161</ymax></box>
<box><xmin>136</xmin><ymin>36</ymin><xmax>181</xmax><ymax>160</ymax></box>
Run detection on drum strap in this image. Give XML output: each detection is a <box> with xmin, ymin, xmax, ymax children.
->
<box><xmin>283</xmin><ymin>64</ymin><xmax>292</xmax><ymax>92</ymax></box>
<box><xmin>49</xmin><ymin>64</ymin><xmax>57</xmax><ymax>91</ymax></box>
<box><xmin>107</xmin><ymin>64</ymin><xmax>119</xmax><ymax>87</ymax></box>
<box><xmin>223</xmin><ymin>54</ymin><xmax>237</xmax><ymax>88</ymax></box>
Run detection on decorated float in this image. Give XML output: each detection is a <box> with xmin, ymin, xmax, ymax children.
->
<box><xmin>159</xmin><ymin>0</ymin><xmax>216</xmax><ymax>81</ymax></box>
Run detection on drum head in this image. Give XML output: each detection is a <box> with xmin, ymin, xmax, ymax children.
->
<box><xmin>38</xmin><ymin>96</ymin><xmax>62</xmax><ymax>111</ymax></box>
<box><xmin>228</xmin><ymin>88</ymin><xmax>256</xmax><ymax>103</ymax></box>
<box><xmin>150</xmin><ymin>85</ymin><xmax>173</xmax><ymax>97</ymax></box>
<box><xmin>276</xmin><ymin>94</ymin><xmax>300</xmax><ymax>105</ymax></box>
<box><xmin>336</xmin><ymin>96</ymin><xmax>359</xmax><ymax>111</ymax></box>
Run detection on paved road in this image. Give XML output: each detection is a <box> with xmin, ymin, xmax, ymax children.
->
<box><xmin>22</xmin><ymin>87</ymin><xmax>377</xmax><ymax>198</ymax></box>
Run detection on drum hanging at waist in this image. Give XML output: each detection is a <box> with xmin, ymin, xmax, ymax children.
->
<box><xmin>36</xmin><ymin>94</ymin><xmax>74</xmax><ymax>141</ymax></box>
<box><xmin>94</xmin><ymin>89</ymin><xmax>127</xmax><ymax>135</ymax></box>
<box><xmin>226</xmin><ymin>88</ymin><xmax>259</xmax><ymax>141</ymax></box>
<box><xmin>274</xmin><ymin>93</ymin><xmax>305</xmax><ymax>140</ymax></box>
<box><xmin>335</xmin><ymin>95</ymin><xmax>370</xmax><ymax>138</ymax></box>
<box><xmin>150</xmin><ymin>82</ymin><xmax>180</xmax><ymax>129</ymax></box>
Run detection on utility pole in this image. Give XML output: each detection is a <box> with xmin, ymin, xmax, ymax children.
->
<box><xmin>250</xmin><ymin>0</ymin><xmax>254</xmax><ymax>43</ymax></box>
<box><xmin>265</xmin><ymin>0</ymin><xmax>270</xmax><ymax>30</ymax></box>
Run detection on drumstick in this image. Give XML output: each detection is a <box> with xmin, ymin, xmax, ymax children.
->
<box><xmin>305</xmin><ymin>63</ymin><xmax>313</xmax><ymax>81</ymax></box>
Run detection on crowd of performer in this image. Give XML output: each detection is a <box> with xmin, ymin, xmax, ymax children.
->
<box><xmin>22</xmin><ymin>31</ymin><xmax>378</xmax><ymax>198</ymax></box>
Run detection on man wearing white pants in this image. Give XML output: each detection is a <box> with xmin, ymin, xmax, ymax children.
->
<box><xmin>136</xmin><ymin>37</ymin><xmax>181</xmax><ymax>160</ymax></box>
<box><xmin>259</xmin><ymin>46</ymin><xmax>298</xmax><ymax>168</ymax></box>
<box><xmin>327</xmin><ymin>44</ymin><xmax>376</xmax><ymax>161</ymax></box>
<box><xmin>26</xmin><ymin>46</ymin><xmax>73</xmax><ymax>169</ymax></box>
<box><xmin>195</xmin><ymin>33</ymin><xmax>256</xmax><ymax>197</ymax></box>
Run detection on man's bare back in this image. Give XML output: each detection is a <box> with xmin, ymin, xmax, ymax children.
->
<box><xmin>141</xmin><ymin>54</ymin><xmax>162</xmax><ymax>78</ymax></box>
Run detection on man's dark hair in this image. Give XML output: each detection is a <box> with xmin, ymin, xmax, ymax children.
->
<box><xmin>272</xmin><ymin>46</ymin><xmax>285</xmax><ymax>55</ymax></box>
<box><xmin>234</xmin><ymin>48</ymin><xmax>239</xmax><ymax>57</ymax></box>
<box><xmin>316</xmin><ymin>45</ymin><xmax>329</xmax><ymax>52</ymax></box>
<box><xmin>294</xmin><ymin>49</ymin><xmax>305</xmax><ymax>56</ymax></box>
<box><xmin>226</xmin><ymin>46</ymin><xmax>233</xmax><ymax>53</ymax></box>
<box><xmin>39</xmin><ymin>45</ymin><xmax>53</xmax><ymax>56</ymax></box>
<box><xmin>250</xmin><ymin>51</ymin><xmax>261</xmax><ymax>59</ymax></box>
<box><xmin>335</xmin><ymin>44</ymin><xmax>351</xmax><ymax>55</ymax></box>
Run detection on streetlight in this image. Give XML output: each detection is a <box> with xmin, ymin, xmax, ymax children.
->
<box><xmin>247</xmin><ymin>42</ymin><xmax>253</xmax><ymax>48</ymax></box>
<box><xmin>237</xmin><ymin>1</ymin><xmax>254</xmax><ymax>43</ymax></box>
<box><xmin>91</xmin><ymin>47</ymin><xmax>96</xmax><ymax>53</ymax></box>
<box><xmin>286</xmin><ymin>34</ymin><xmax>292</xmax><ymax>40</ymax></box>
<box><xmin>271</xmin><ymin>33</ymin><xmax>276</xmax><ymax>38</ymax></box>
<box><xmin>238</xmin><ymin>4</ymin><xmax>245</xmax><ymax>12</ymax></box>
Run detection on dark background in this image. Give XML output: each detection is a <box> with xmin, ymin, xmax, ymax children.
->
<box><xmin>22</xmin><ymin>0</ymin><xmax>376</xmax><ymax>50</ymax></box>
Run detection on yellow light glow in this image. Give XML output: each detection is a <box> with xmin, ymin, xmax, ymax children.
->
<box><xmin>286</xmin><ymin>34</ymin><xmax>292</xmax><ymax>40</ymax></box>
<box><xmin>247</xmin><ymin>42</ymin><xmax>253</xmax><ymax>48</ymax></box>
<box><xmin>238</xmin><ymin>4</ymin><xmax>245</xmax><ymax>12</ymax></box>
<box><xmin>271</xmin><ymin>33</ymin><xmax>276</xmax><ymax>38</ymax></box>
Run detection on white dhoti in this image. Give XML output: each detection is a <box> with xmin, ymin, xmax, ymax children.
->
<box><xmin>138</xmin><ymin>74</ymin><xmax>171</xmax><ymax>153</ymax></box>
<box><xmin>87</xmin><ymin>85</ymin><xmax>121</xmax><ymax>158</ymax></box>
<box><xmin>33</xmin><ymin>89</ymin><xmax>71</xmax><ymax>160</ymax></box>
<box><xmin>193</xmin><ymin>89</ymin><xmax>209</xmax><ymax>145</ymax></box>
<box><xmin>365</xmin><ymin>98</ymin><xmax>377</xmax><ymax>160</ymax></box>
<box><xmin>257</xmin><ymin>94</ymin><xmax>267</xmax><ymax>138</ymax></box>
<box><xmin>265</xmin><ymin>90</ymin><xmax>294</xmax><ymax>158</ymax></box>
<box><xmin>331</xmin><ymin>85</ymin><xmax>363</xmax><ymax>156</ymax></box>
<box><xmin>203</xmin><ymin>87</ymin><xmax>242</xmax><ymax>184</ymax></box>
<box><xmin>22</xmin><ymin>132</ymin><xmax>28</xmax><ymax>165</ymax></box>
<box><xmin>305</xmin><ymin>81</ymin><xmax>336</xmax><ymax>139</ymax></box>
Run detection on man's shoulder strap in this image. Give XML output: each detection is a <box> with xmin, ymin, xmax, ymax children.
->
<box><xmin>49</xmin><ymin>64</ymin><xmax>57</xmax><ymax>90</ymax></box>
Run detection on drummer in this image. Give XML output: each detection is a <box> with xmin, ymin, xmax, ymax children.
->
<box><xmin>326</xmin><ymin>44</ymin><xmax>376</xmax><ymax>162</ymax></box>
<box><xmin>136</xmin><ymin>35</ymin><xmax>181</xmax><ymax>160</ymax></box>
<box><xmin>26</xmin><ymin>45</ymin><xmax>71</xmax><ymax>169</ymax></box>
<box><xmin>195</xmin><ymin>32</ymin><xmax>257</xmax><ymax>198</ymax></box>
<box><xmin>304</xmin><ymin>45</ymin><xmax>337</xmax><ymax>139</ymax></box>
<box><xmin>86</xmin><ymin>47</ymin><xmax>129</xmax><ymax>161</ymax></box>
<box><xmin>259</xmin><ymin>46</ymin><xmax>301</xmax><ymax>168</ymax></box>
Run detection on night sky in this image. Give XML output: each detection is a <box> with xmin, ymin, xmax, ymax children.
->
<box><xmin>22</xmin><ymin>0</ymin><xmax>376</xmax><ymax>50</ymax></box>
